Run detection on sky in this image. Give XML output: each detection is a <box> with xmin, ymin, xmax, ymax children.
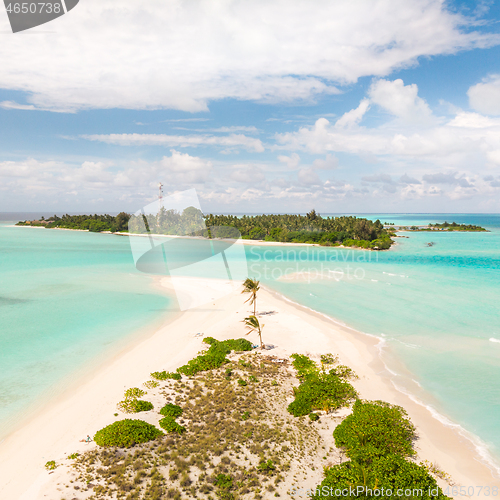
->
<box><xmin>1</xmin><ymin>0</ymin><xmax>500</xmax><ymax>214</ymax></box>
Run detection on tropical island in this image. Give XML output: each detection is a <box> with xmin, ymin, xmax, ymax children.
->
<box><xmin>37</xmin><ymin>280</ymin><xmax>452</xmax><ymax>500</ymax></box>
<box><xmin>16</xmin><ymin>210</ymin><xmax>395</xmax><ymax>250</ymax></box>
<box><xmin>4</xmin><ymin>276</ymin><xmax>495</xmax><ymax>499</ymax></box>
<box><xmin>386</xmin><ymin>222</ymin><xmax>488</xmax><ymax>232</ymax></box>
<box><xmin>16</xmin><ymin>211</ymin><xmax>488</xmax><ymax>251</ymax></box>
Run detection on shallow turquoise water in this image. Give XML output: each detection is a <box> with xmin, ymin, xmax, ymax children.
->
<box><xmin>0</xmin><ymin>223</ymin><xmax>171</xmax><ymax>439</ymax></box>
<box><xmin>245</xmin><ymin>214</ymin><xmax>500</xmax><ymax>468</ymax></box>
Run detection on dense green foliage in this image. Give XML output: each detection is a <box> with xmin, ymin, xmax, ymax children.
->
<box><xmin>150</xmin><ymin>370</ymin><xmax>181</xmax><ymax>381</ymax></box>
<box><xmin>94</xmin><ymin>419</ymin><xmax>163</xmax><ymax>448</ymax></box>
<box><xmin>117</xmin><ymin>399</ymin><xmax>154</xmax><ymax>413</ymax></box>
<box><xmin>426</xmin><ymin>222</ymin><xmax>486</xmax><ymax>231</ymax></box>
<box><xmin>205</xmin><ymin>212</ymin><xmax>393</xmax><ymax>249</ymax></box>
<box><xmin>17</xmin><ymin>212</ymin><xmax>130</xmax><ymax>232</ymax></box>
<box><xmin>159</xmin><ymin>403</ymin><xmax>183</xmax><ymax>418</ymax></box>
<box><xmin>312</xmin><ymin>399</ymin><xmax>447</xmax><ymax>499</ymax></box>
<box><xmin>159</xmin><ymin>416</ymin><xmax>186</xmax><ymax>435</ymax></box>
<box><xmin>288</xmin><ymin>371</ymin><xmax>357</xmax><ymax>416</ymax></box>
<box><xmin>334</xmin><ymin>400</ymin><xmax>416</xmax><ymax>463</ymax></box>
<box><xmin>288</xmin><ymin>355</ymin><xmax>357</xmax><ymax>416</ymax></box>
<box><xmin>125</xmin><ymin>208</ymin><xmax>393</xmax><ymax>249</ymax></box>
<box><xmin>312</xmin><ymin>454</ymin><xmax>449</xmax><ymax>499</ymax></box>
<box><xmin>128</xmin><ymin>206</ymin><xmax>207</xmax><ymax>236</ymax></box>
<box><xmin>177</xmin><ymin>337</ymin><xmax>253</xmax><ymax>376</ymax></box>
<box><xmin>203</xmin><ymin>337</ymin><xmax>254</xmax><ymax>351</ymax></box>
<box><xmin>18</xmin><ymin>209</ymin><xmax>395</xmax><ymax>248</ymax></box>
<box><xmin>290</xmin><ymin>353</ymin><xmax>317</xmax><ymax>378</ymax></box>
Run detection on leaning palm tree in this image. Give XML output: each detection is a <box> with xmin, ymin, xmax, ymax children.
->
<box><xmin>241</xmin><ymin>278</ymin><xmax>260</xmax><ymax>316</ymax></box>
<box><xmin>243</xmin><ymin>315</ymin><xmax>264</xmax><ymax>349</ymax></box>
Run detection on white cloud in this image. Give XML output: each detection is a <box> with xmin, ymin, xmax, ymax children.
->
<box><xmin>312</xmin><ymin>154</ymin><xmax>339</xmax><ymax>170</ymax></box>
<box><xmin>422</xmin><ymin>172</ymin><xmax>473</xmax><ymax>187</ymax></box>
<box><xmin>487</xmin><ymin>150</ymin><xmax>500</xmax><ymax>165</ymax></box>
<box><xmin>368</xmin><ymin>79</ymin><xmax>433</xmax><ymax>123</ymax></box>
<box><xmin>0</xmin><ymin>0</ymin><xmax>498</xmax><ymax>112</ymax></box>
<box><xmin>278</xmin><ymin>153</ymin><xmax>300</xmax><ymax>169</ymax></box>
<box><xmin>230</xmin><ymin>165</ymin><xmax>265</xmax><ymax>184</ymax></box>
<box><xmin>298</xmin><ymin>168</ymin><xmax>321</xmax><ymax>186</ymax></box>
<box><xmin>0</xmin><ymin>101</ymin><xmax>38</xmax><ymax>111</ymax></box>
<box><xmin>468</xmin><ymin>75</ymin><xmax>500</xmax><ymax>115</ymax></box>
<box><xmin>335</xmin><ymin>99</ymin><xmax>370</xmax><ymax>129</ymax></box>
<box><xmin>82</xmin><ymin>133</ymin><xmax>264</xmax><ymax>152</ymax></box>
<box><xmin>400</xmin><ymin>173</ymin><xmax>421</xmax><ymax>185</ymax></box>
<box><xmin>447</xmin><ymin>111</ymin><xmax>500</xmax><ymax>128</ymax></box>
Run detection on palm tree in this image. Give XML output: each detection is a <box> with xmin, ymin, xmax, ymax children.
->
<box><xmin>241</xmin><ymin>278</ymin><xmax>260</xmax><ymax>316</ymax></box>
<box><xmin>243</xmin><ymin>315</ymin><xmax>264</xmax><ymax>349</ymax></box>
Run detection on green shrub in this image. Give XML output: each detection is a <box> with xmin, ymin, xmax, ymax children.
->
<box><xmin>309</xmin><ymin>412</ymin><xmax>319</xmax><ymax>421</ymax></box>
<box><xmin>94</xmin><ymin>419</ymin><xmax>163</xmax><ymax>448</ymax></box>
<box><xmin>287</xmin><ymin>370</ymin><xmax>357</xmax><ymax>417</ymax></box>
<box><xmin>237</xmin><ymin>379</ymin><xmax>247</xmax><ymax>386</ymax></box>
<box><xmin>45</xmin><ymin>460</ymin><xmax>57</xmax><ymax>470</ymax></box>
<box><xmin>159</xmin><ymin>403</ymin><xmax>183</xmax><ymax>418</ymax></box>
<box><xmin>178</xmin><ymin>338</ymin><xmax>252</xmax><ymax>376</ymax></box>
<box><xmin>333</xmin><ymin>400</ymin><xmax>416</xmax><ymax>463</ymax></box>
<box><xmin>203</xmin><ymin>337</ymin><xmax>252</xmax><ymax>352</ymax></box>
<box><xmin>312</xmin><ymin>454</ymin><xmax>448</xmax><ymax>499</ymax></box>
<box><xmin>124</xmin><ymin>387</ymin><xmax>146</xmax><ymax>399</ymax></box>
<box><xmin>214</xmin><ymin>473</ymin><xmax>233</xmax><ymax>490</ymax></box>
<box><xmin>290</xmin><ymin>353</ymin><xmax>317</xmax><ymax>377</ymax></box>
<box><xmin>67</xmin><ymin>453</ymin><xmax>79</xmax><ymax>460</ymax></box>
<box><xmin>257</xmin><ymin>459</ymin><xmax>276</xmax><ymax>474</ymax></box>
<box><xmin>249</xmin><ymin>375</ymin><xmax>258</xmax><ymax>383</ymax></box>
<box><xmin>241</xmin><ymin>411</ymin><xmax>250</xmax><ymax>421</ymax></box>
<box><xmin>144</xmin><ymin>380</ymin><xmax>160</xmax><ymax>388</ymax></box>
<box><xmin>151</xmin><ymin>371</ymin><xmax>181</xmax><ymax>381</ymax></box>
<box><xmin>159</xmin><ymin>416</ymin><xmax>186</xmax><ymax>435</ymax></box>
<box><xmin>117</xmin><ymin>399</ymin><xmax>154</xmax><ymax>413</ymax></box>
<box><xmin>320</xmin><ymin>353</ymin><xmax>338</xmax><ymax>366</ymax></box>
<box><xmin>329</xmin><ymin>365</ymin><xmax>357</xmax><ymax>380</ymax></box>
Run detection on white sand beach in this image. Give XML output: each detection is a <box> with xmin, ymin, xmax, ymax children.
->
<box><xmin>0</xmin><ymin>276</ymin><xmax>498</xmax><ymax>499</ymax></box>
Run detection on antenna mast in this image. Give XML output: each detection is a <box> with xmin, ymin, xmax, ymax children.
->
<box><xmin>158</xmin><ymin>182</ymin><xmax>163</xmax><ymax>212</ymax></box>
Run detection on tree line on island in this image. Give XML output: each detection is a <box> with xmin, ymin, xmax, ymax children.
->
<box><xmin>17</xmin><ymin>209</ymin><xmax>396</xmax><ymax>250</ymax></box>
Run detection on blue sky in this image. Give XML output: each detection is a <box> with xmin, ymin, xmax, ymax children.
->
<box><xmin>2</xmin><ymin>0</ymin><xmax>500</xmax><ymax>214</ymax></box>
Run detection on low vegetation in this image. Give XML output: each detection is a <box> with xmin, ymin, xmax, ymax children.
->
<box><xmin>312</xmin><ymin>400</ymin><xmax>446</xmax><ymax>499</ymax></box>
<box><xmin>55</xmin><ymin>340</ymin><xmax>450</xmax><ymax>499</ymax></box>
<box><xmin>93</xmin><ymin>419</ymin><xmax>163</xmax><ymax>448</ymax></box>
<box><xmin>151</xmin><ymin>371</ymin><xmax>182</xmax><ymax>381</ymax></box>
<box><xmin>288</xmin><ymin>354</ymin><xmax>358</xmax><ymax>417</ymax></box>
<box><xmin>177</xmin><ymin>337</ymin><xmax>253</xmax><ymax>376</ymax></box>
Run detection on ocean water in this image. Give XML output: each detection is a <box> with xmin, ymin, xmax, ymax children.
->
<box><xmin>1</xmin><ymin>214</ymin><xmax>500</xmax><ymax>476</ymax></box>
<box><xmin>0</xmin><ymin>222</ymin><xmax>171</xmax><ymax>440</ymax></box>
<box><xmin>244</xmin><ymin>213</ymin><xmax>500</xmax><ymax>471</ymax></box>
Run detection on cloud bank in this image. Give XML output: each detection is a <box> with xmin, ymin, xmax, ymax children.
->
<box><xmin>0</xmin><ymin>0</ymin><xmax>498</xmax><ymax>112</ymax></box>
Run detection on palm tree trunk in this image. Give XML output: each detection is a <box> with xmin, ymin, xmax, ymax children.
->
<box><xmin>253</xmin><ymin>292</ymin><xmax>256</xmax><ymax>315</ymax></box>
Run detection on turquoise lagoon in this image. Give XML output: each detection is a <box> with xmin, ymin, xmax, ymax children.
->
<box><xmin>0</xmin><ymin>222</ymin><xmax>171</xmax><ymax>440</ymax></box>
<box><xmin>1</xmin><ymin>214</ymin><xmax>500</xmax><ymax>474</ymax></box>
